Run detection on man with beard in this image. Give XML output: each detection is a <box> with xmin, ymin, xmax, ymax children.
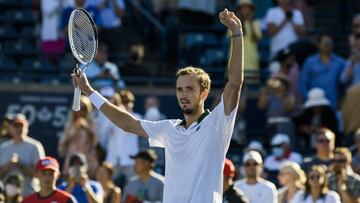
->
<box><xmin>328</xmin><ymin>148</ymin><xmax>360</xmax><ymax>203</ymax></box>
<box><xmin>234</xmin><ymin>150</ymin><xmax>277</xmax><ymax>203</ymax></box>
<box><xmin>72</xmin><ymin>8</ymin><xmax>244</xmax><ymax>203</ymax></box>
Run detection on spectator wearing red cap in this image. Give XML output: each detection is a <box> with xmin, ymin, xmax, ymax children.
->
<box><xmin>223</xmin><ymin>158</ymin><xmax>249</xmax><ymax>203</ymax></box>
<box><xmin>0</xmin><ymin>114</ymin><xmax>45</xmax><ymax>196</ymax></box>
<box><xmin>22</xmin><ymin>157</ymin><xmax>77</xmax><ymax>203</ymax></box>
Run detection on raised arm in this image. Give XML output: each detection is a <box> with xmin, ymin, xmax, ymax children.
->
<box><xmin>219</xmin><ymin>9</ymin><xmax>244</xmax><ymax>115</ymax></box>
<box><xmin>72</xmin><ymin>73</ymin><xmax>148</xmax><ymax>138</ymax></box>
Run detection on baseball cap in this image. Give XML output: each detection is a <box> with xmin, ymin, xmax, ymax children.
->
<box><xmin>36</xmin><ymin>156</ymin><xmax>59</xmax><ymax>172</ymax></box>
<box><xmin>130</xmin><ymin>149</ymin><xmax>157</xmax><ymax>162</ymax></box>
<box><xmin>243</xmin><ymin>150</ymin><xmax>263</xmax><ymax>164</ymax></box>
<box><xmin>12</xmin><ymin>114</ymin><xmax>28</xmax><ymax>126</ymax></box>
<box><xmin>271</xmin><ymin>133</ymin><xmax>290</xmax><ymax>146</ymax></box>
<box><xmin>224</xmin><ymin>159</ymin><xmax>235</xmax><ymax>177</ymax></box>
<box><xmin>69</xmin><ymin>153</ymin><xmax>87</xmax><ymax>166</ymax></box>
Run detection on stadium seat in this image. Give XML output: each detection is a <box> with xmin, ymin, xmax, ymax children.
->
<box><xmin>183</xmin><ymin>32</ymin><xmax>218</xmax><ymax>49</ymax></box>
<box><xmin>0</xmin><ymin>25</ymin><xmax>17</xmax><ymax>39</ymax></box>
<box><xmin>20</xmin><ymin>27</ymin><xmax>37</xmax><ymax>39</ymax></box>
<box><xmin>5</xmin><ymin>10</ymin><xmax>36</xmax><ymax>24</ymax></box>
<box><xmin>200</xmin><ymin>49</ymin><xmax>227</xmax><ymax>66</ymax></box>
<box><xmin>3</xmin><ymin>41</ymin><xmax>37</xmax><ymax>56</ymax></box>
<box><xmin>0</xmin><ymin>56</ymin><xmax>18</xmax><ymax>71</ymax></box>
<box><xmin>20</xmin><ymin>59</ymin><xmax>56</xmax><ymax>73</ymax></box>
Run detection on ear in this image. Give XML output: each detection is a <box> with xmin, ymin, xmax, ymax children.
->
<box><xmin>200</xmin><ymin>89</ymin><xmax>209</xmax><ymax>101</ymax></box>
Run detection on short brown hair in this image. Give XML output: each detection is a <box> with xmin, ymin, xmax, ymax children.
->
<box><xmin>176</xmin><ymin>66</ymin><xmax>211</xmax><ymax>92</ymax></box>
<box><xmin>334</xmin><ymin>147</ymin><xmax>352</xmax><ymax>162</ymax></box>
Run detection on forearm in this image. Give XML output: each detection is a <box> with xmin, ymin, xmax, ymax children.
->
<box><xmin>84</xmin><ymin>185</ymin><xmax>102</xmax><ymax>203</ymax></box>
<box><xmin>268</xmin><ymin>20</ymin><xmax>287</xmax><ymax>36</ymax></box>
<box><xmin>227</xmin><ymin>29</ymin><xmax>244</xmax><ymax>87</ymax></box>
<box><xmin>339</xmin><ymin>189</ymin><xmax>356</xmax><ymax>203</ymax></box>
<box><xmin>292</xmin><ymin>23</ymin><xmax>305</xmax><ymax>37</ymax></box>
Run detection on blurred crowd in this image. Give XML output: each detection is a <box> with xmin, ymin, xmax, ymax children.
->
<box><xmin>1</xmin><ymin>0</ymin><xmax>360</xmax><ymax>202</ymax></box>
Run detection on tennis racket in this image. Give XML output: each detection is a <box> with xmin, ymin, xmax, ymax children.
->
<box><xmin>68</xmin><ymin>8</ymin><xmax>98</xmax><ymax>111</ymax></box>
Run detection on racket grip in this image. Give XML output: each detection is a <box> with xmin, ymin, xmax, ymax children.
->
<box><xmin>72</xmin><ymin>87</ymin><xmax>81</xmax><ymax>111</ymax></box>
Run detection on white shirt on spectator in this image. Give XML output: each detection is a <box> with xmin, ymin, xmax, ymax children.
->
<box><xmin>291</xmin><ymin>190</ymin><xmax>341</xmax><ymax>203</ymax></box>
<box><xmin>265</xmin><ymin>6</ymin><xmax>304</xmax><ymax>58</ymax></box>
<box><xmin>234</xmin><ymin>178</ymin><xmax>277</xmax><ymax>203</ymax></box>
<box><xmin>41</xmin><ymin>0</ymin><xmax>63</xmax><ymax>41</ymax></box>
<box><xmin>264</xmin><ymin>152</ymin><xmax>303</xmax><ymax>171</ymax></box>
<box><xmin>140</xmin><ymin>95</ymin><xmax>237</xmax><ymax>203</ymax></box>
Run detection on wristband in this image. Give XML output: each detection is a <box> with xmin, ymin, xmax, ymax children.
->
<box><xmin>89</xmin><ymin>91</ymin><xmax>107</xmax><ymax>110</ymax></box>
<box><xmin>232</xmin><ymin>32</ymin><xmax>243</xmax><ymax>38</ymax></box>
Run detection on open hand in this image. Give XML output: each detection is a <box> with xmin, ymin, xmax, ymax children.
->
<box><xmin>219</xmin><ymin>9</ymin><xmax>242</xmax><ymax>33</ymax></box>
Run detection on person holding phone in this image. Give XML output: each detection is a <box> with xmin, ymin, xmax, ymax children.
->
<box><xmin>58</xmin><ymin>153</ymin><xmax>104</xmax><ymax>203</ymax></box>
<box><xmin>328</xmin><ymin>148</ymin><xmax>360</xmax><ymax>203</ymax></box>
<box><xmin>265</xmin><ymin>0</ymin><xmax>305</xmax><ymax>58</ymax></box>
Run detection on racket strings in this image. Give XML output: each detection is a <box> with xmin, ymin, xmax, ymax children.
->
<box><xmin>70</xmin><ymin>11</ymin><xmax>96</xmax><ymax>64</ymax></box>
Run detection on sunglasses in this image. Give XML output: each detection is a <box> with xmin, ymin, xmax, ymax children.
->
<box><xmin>317</xmin><ymin>138</ymin><xmax>330</xmax><ymax>143</ymax></box>
<box><xmin>244</xmin><ymin>162</ymin><xmax>259</xmax><ymax>167</ymax></box>
<box><xmin>332</xmin><ymin>159</ymin><xmax>347</xmax><ymax>163</ymax></box>
<box><xmin>309</xmin><ymin>174</ymin><xmax>320</xmax><ymax>180</ymax></box>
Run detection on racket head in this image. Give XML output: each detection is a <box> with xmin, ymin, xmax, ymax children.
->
<box><xmin>68</xmin><ymin>8</ymin><xmax>98</xmax><ymax>66</ymax></box>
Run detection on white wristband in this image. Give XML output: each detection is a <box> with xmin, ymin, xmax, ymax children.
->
<box><xmin>89</xmin><ymin>91</ymin><xmax>107</xmax><ymax>110</ymax></box>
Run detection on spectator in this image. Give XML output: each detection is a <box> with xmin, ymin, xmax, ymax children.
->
<box><xmin>234</xmin><ymin>0</ymin><xmax>262</xmax><ymax>73</ymax></box>
<box><xmin>342</xmin><ymin>84</ymin><xmax>360</xmax><ymax>138</ymax></box>
<box><xmin>22</xmin><ymin>157</ymin><xmax>77</xmax><ymax>203</ymax></box>
<box><xmin>96</xmin><ymin>162</ymin><xmax>121</xmax><ymax>203</ymax></box>
<box><xmin>300</xmin><ymin>34</ymin><xmax>345</xmax><ymax>109</ymax></box>
<box><xmin>143</xmin><ymin>96</ymin><xmax>165</xmax><ymax>121</ymax></box>
<box><xmin>223</xmin><ymin>158</ymin><xmax>249</xmax><ymax>203</ymax></box>
<box><xmin>58</xmin><ymin>153</ymin><xmax>104</xmax><ymax>203</ymax></box>
<box><xmin>265</xmin><ymin>0</ymin><xmax>305</xmax><ymax>59</ymax></box>
<box><xmin>341</xmin><ymin>32</ymin><xmax>360</xmax><ymax>88</ymax></box>
<box><xmin>122</xmin><ymin>149</ymin><xmax>164</xmax><ymax>203</ymax></box>
<box><xmin>0</xmin><ymin>180</ymin><xmax>3</xmax><ymax>203</ymax></box>
<box><xmin>4</xmin><ymin>173</ymin><xmax>23</xmax><ymax>203</ymax></box>
<box><xmin>0</xmin><ymin>114</ymin><xmax>13</xmax><ymax>145</ymax></box>
<box><xmin>328</xmin><ymin>147</ymin><xmax>360</xmax><ymax>203</ymax></box>
<box><xmin>41</xmin><ymin>0</ymin><xmax>65</xmax><ymax>63</ymax></box>
<box><xmin>104</xmin><ymin>89</ymin><xmax>140</xmax><ymax>185</ymax></box>
<box><xmin>277</xmin><ymin>161</ymin><xmax>306</xmax><ymax>203</ymax></box>
<box><xmin>0</xmin><ymin>114</ymin><xmax>45</xmax><ymax>195</ymax></box>
<box><xmin>234</xmin><ymin>150</ymin><xmax>277</xmax><ymax>203</ymax></box>
<box><xmin>86</xmin><ymin>43</ymin><xmax>126</xmax><ymax>89</ymax></box>
<box><xmin>245</xmin><ymin>140</ymin><xmax>266</xmax><ymax>158</ymax></box>
<box><xmin>58</xmin><ymin>96</ymin><xmax>99</xmax><ymax>177</ymax></box>
<box><xmin>352</xmin><ymin>129</ymin><xmax>360</xmax><ymax>174</ymax></box>
<box><xmin>92</xmin><ymin>0</ymin><xmax>125</xmax><ymax>54</ymax></box>
<box><xmin>302</xmin><ymin>128</ymin><xmax>335</xmax><ymax>172</ymax></box>
<box><xmin>60</xmin><ymin>0</ymin><xmax>101</xmax><ymax>35</ymax></box>
<box><xmin>258</xmin><ymin>74</ymin><xmax>295</xmax><ymax>146</ymax></box>
<box><xmin>264</xmin><ymin>133</ymin><xmax>302</xmax><ymax>185</ymax></box>
<box><xmin>297</xmin><ymin>88</ymin><xmax>339</xmax><ymax>148</ymax></box>
<box><xmin>272</xmin><ymin>48</ymin><xmax>302</xmax><ymax>116</ymax></box>
<box><xmin>292</xmin><ymin>165</ymin><xmax>340</xmax><ymax>203</ymax></box>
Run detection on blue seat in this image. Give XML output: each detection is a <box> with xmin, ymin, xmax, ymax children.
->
<box><xmin>0</xmin><ymin>56</ymin><xmax>18</xmax><ymax>71</ymax></box>
<box><xmin>20</xmin><ymin>59</ymin><xmax>56</xmax><ymax>73</ymax></box>
<box><xmin>5</xmin><ymin>10</ymin><xmax>36</xmax><ymax>24</ymax></box>
<box><xmin>20</xmin><ymin>27</ymin><xmax>37</xmax><ymax>39</ymax></box>
<box><xmin>0</xmin><ymin>25</ymin><xmax>17</xmax><ymax>39</ymax></box>
<box><xmin>183</xmin><ymin>32</ymin><xmax>218</xmax><ymax>49</ymax></box>
<box><xmin>4</xmin><ymin>41</ymin><xmax>37</xmax><ymax>55</ymax></box>
<box><xmin>200</xmin><ymin>49</ymin><xmax>227</xmax><ymax>66</ymax></box>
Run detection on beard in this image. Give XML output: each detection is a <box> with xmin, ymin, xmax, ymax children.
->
<box><xmin>180</xmin><ymin>102</ymin><xmax>200</xmax><ymax>115</ymax></box>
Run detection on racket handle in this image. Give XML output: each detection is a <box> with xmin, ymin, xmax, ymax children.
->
<box><xmin>72</xmin><ymin>87</ymin><xmax>81</xmax><ymax>111</ymax></box>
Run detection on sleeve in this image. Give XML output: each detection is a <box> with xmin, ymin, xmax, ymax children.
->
<box><xmin>293</xmin><ymin>10</ymin><xmax>305</xmax><ymax>25</ymax></box>
<box><xmin>300</xmin><ymin>57</ymin><xmax>311</xmax><ymax>99</ymax></box>
<box><xmin>340</xmin><ymin>60</ymin><xmax>351</xmax><ymax>85</ymax></box>
<box><xmin>209</xmin><ymin>94</ymin><xmax>238</xmax><ymax>145</ymax></box>
<box><xmin>140</xmin><ymin>120</ymin><xmax>173</xmax><ymax>148</ymax></box>
<box><xmin>265</xmin><ymin>9</ymin><xmax>275</xmax><ymax>24</ymax></box>
<box><xmin>270</xmin><ymin>183</ymin><xmax>278</xmax><ymax>203</ymax></box>
<box><xmin>93</xmin><ymin>182</ymin><xmax>104</xmax><ymax>201</ymax></box>
<box><xmin>67</xmin><ymin>195</ymin><xmax>78</xmax><ymax>203</ymax></box>
<box><xmin>32</xmin><ymin>142</ymin><xmax>45</xmax><ymax>165</ymax></box>
<box><xmin>254</xmin><ymin>20</ymin><xmax>263</xmax><ymax>40</ymax></box>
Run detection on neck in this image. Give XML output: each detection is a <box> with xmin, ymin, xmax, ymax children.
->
<box><xmin>39</xmin><ymin>186</ymin><xmax>55</xmax><ymax>197</ymax></box>
<box><xmin>139</xmin><ymin>171</ymin><xmax>151</xmax><ymax>182</ymax></box>
<box><xmin>13</xmin><ymin>135</ymin><xmax>24</xmax><ymax>144</ymax></box>
<box><xmin>311</xmin><ymin>187</ymin><xmax>321</xmax><ymax>200</ymax></box>
<box><xmin>320</xmin><ymin>53</ymin><xmax>330</xmax><ymax>62</ymax></box>
<box><xmin>184</xmin><ymin>108</ymin><xmax>205</xmax><ymax>128</ymax></box>
<box><xmin>287</xmin><ymin>183</ymin><xmax>298</xmax><ymax>194</ymax></box>
<box><xmin>317</xmin><ymin>151</ymin><xmax>333</xmax><ymax>160</ymax></box>
<box><xmin>246</xmin><ymin>176</ymin><xmax>259</xmax><ymax>185</ymax></box>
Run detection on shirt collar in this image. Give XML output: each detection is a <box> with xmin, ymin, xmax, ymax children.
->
<box><xmin>179</xmin><ymin>109</ymin><xmax>210</xmax><ymax>127</ymax></box>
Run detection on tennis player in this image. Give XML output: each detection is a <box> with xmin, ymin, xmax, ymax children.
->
<box><xmin>72</xmin><ymin>8</ymin><xmax>243</xmax><ymax>203</ymax></box>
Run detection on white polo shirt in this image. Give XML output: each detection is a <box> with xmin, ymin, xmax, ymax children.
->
<box><xmin>140</xmin><ymin>96</ymin><xmax>238</xmax><ymax>203</ymax></box>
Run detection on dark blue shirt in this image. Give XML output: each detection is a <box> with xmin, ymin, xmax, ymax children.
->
<box><xmin>301</xmin><ymin>53</ymin><xmax>345</xmax><ymax>108</ymax></box>
<box><xmin>60</xmin><ymin>6</ymin><xmax>101</xmax><ymax>30</ymax></box>
<box><xmin>58</xmin><ymin>180</ymin><xmax>103</xmax><ymax>203</ymax></box>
